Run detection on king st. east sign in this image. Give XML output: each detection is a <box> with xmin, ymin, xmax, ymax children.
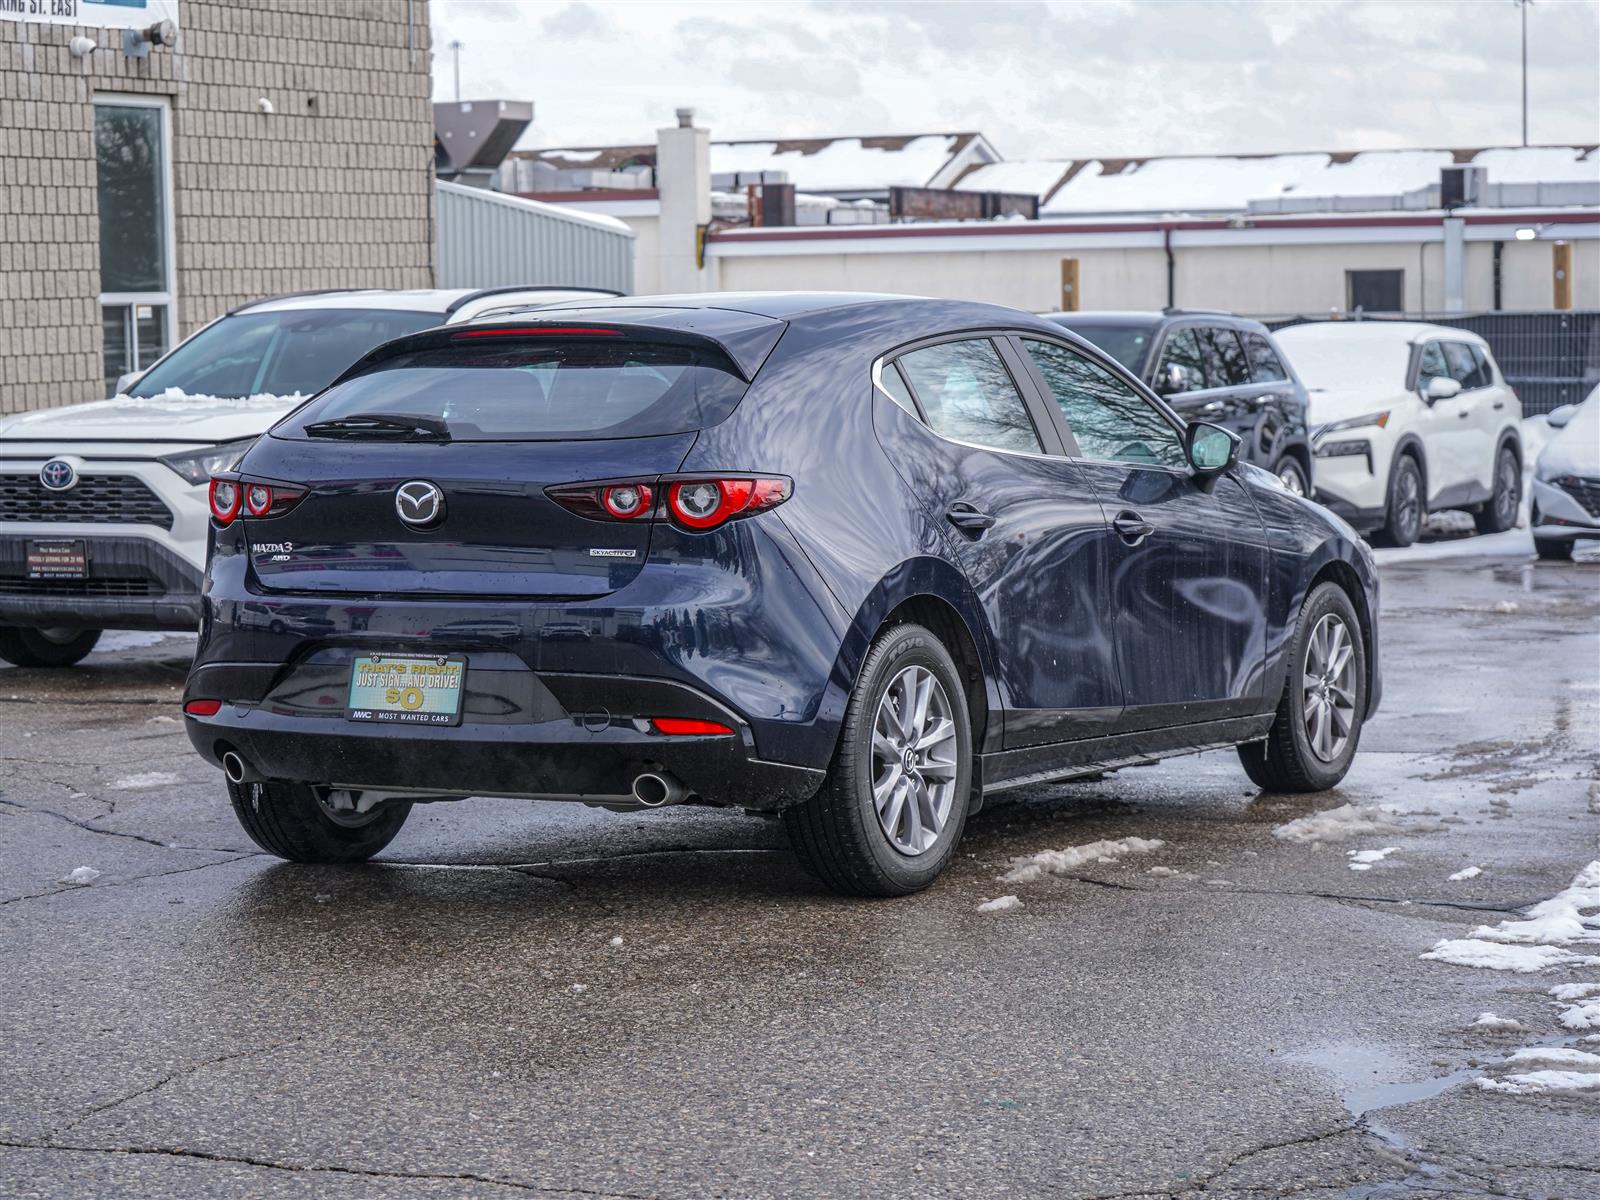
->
<box><xmin>0</xmin><ymin>0</ymin><xmax>179</xmax><ymax>31</ymax></box>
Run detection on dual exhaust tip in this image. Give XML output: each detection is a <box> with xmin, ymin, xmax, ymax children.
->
<box><xmin>225</xmin><ymin>750</ymin><xmax>686</xmax><ymax>809</ymax></box>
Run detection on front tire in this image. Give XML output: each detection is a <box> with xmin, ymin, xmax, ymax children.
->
<box><xmin>228</xmin><ymin>778</ymin><xmax>412</xmax><ymax>863</ymax></box>
<box><xmin>0</xmin><ymin>626</ymin><xmax>101</xmax><ymax>668</ymax></box>
<box><xmin>1238</xmin><ymin>582</ymin><xmax>1368</xmax><ymax>793</ymax></box>
<box><xmin>1274</xmin><ymin>455</ymin><xmax>1309</xmax><ymax>497</ymax></box>
<box><xmin>783</xmin><ymin>623</ymin><xmax>972</xmax><ymax>897</ymax></box>
<box><xmin>1375</xmin><ymin>453</ymin><xmax>1424</xmax><ymax>548</ymax></box>
<box><xmin>1473</xmin><ymin>444</ymin><xmax>1520</xmax><ymax>534</ymax></box>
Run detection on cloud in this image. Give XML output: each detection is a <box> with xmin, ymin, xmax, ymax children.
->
<box><xmin>541</xmin><ymin>2</ymin><xmax>614</xmax><ymax>40</ymax></box>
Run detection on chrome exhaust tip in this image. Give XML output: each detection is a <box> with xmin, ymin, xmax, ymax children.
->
<box><xmin>221</xmin><ymin>750</ymin><xmax>259</xmax><ymax>785</ymax></box>
<box><xmin>631</xmin><ymin>772</ymin><xmax>687</xmax><ymax>807</ymax></box>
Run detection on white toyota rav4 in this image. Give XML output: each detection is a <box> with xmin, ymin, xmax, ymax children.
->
<box><xmin>0</xmin><ymin>287</ymin><xmax>614</xmax><ymax>667</ymax></box>
<box><xmin>1275</xmin><ymin>321</ymin><xmax>1524</xmax><ymax>547</ymax></box>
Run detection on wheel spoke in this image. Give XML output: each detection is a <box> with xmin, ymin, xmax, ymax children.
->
<box><xmin>902</xmin><ymin>782</ymin><xmax>925</xmax><ymax>848</ymax></box>
<box><xmin>879</xmin><ymin>778</ymin><xmax>908</xmax><ymax>833</ymax></box>
<box><xmin>914</xmin><ymin>717</ymin><xmax>955</xmax><ymax>753</ymax></box>
<box><xmin>873</xmin><ymin>763</ymin><xmax>903</xmax><ymax>808</ymax></box>
<box><xmin>919</xmin><ymin>758</ymin><xmax>957</xmax><ymax>781</ymax></box>
<box><xmin>910</xmin><ymin>670</ymin><xmax>934</xmax><ymax>738</ymax></box>
<box><xmin>872</xmin><ymin>729</ymin><xmax>899</xmax><ymax>761</ymax></box>
<box><xmin>915</xmin><ymin>777</ymin><xmax>943</xmax><ymax>840</ymax></box>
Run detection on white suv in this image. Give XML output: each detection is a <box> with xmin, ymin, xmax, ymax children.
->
<box><xmin>0</xmin><ymin>287</ymin><xmax>616</xmax><ymax>667</ymax></box>
<box><xmin>1275</xmin><ymin>321</ymin><xmax>1524</xmax><ymax>547</ymax></box>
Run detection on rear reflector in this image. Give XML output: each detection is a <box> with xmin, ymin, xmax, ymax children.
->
<box><xmin>184</xmin><ymin>699</ymin><xmax>222</xmax><ymax>717</ymax></box>
<box><xmin>652</xmin><ymin>717</ymin><xmax>734</xmax><ymax>736</ymax></box>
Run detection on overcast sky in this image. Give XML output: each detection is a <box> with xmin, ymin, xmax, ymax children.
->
<box><xmin>430</xmin><ymin>0</ymin><xmax>1600</xmax><ymax>158</ymax></box>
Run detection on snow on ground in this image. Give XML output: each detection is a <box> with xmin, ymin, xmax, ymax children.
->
<box><xmin>1476</xmin><ymin>1068</ymin><xmax>1600</xmax><ymax>1096</ymax></box>
<box><xmin>977</xmin><ymin>895</ymin><xmax>1023</xmax><ymax>913</ymax></box>
<box><xmin>1347</xmin><ymin>847</ymin><xmax>1398</xmax><ymax>871</ymax></box>
<box><xmin>1462</xmin><ymin>861</ymin><xmax>1600</xmax><ymax>946</ymax></box>
<box><xmin>97</xmin><ymin>631</ymin><xmax>195</xmax><ymax>652</ymax></box>
<box><xmin>111</xmin><ymin>772</ymin><xmax>181</xmax><ymax>790</ymax></box>
<box><xmin>57</xmin><ymin>866</ymin><xmax>101</xmax><ymax>886</ymax></box>
<box><xmin>1470</xmin><ymin>1013</ymin><xmax>1527</xmax><ymax>1033</ymax></box>
<box><xmin>999</xmin><ymin>837</ymin><xmax>1164</xmax><ymax>884</ymax></box>
<box><xmin>1422</xmin><ymin>940</ymin><xmax>1598</xmax><ymax>973</ymax></box>
<box><xmin>1552</xmin><ymin>983</ymin><xmax>1600</xmax><ymax>1031</ymax></box>
<box><xmin>1272</xmin><ymin>803</ymin><xmax>1442</xmax><ymax>845</ymax></box>
<box><xmin>1449</xmin><ymin>866</ymin><xmax>1483</xmax><ymax>881</ymax></box>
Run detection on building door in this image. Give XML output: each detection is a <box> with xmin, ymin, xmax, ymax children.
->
<box><xmin>94</xmin><ymin>97</ymin><xmax>174</xmax><ymax>396</ymax></box>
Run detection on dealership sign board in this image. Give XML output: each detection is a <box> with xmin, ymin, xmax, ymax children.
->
<box><xmin>0</xmin><ymin>0</ymin><xmax>179</xmax><ymax>31</ymax></box>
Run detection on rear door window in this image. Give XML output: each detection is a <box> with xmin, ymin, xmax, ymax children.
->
<box><xmin>1203</xmin><ymin>328</ymin><xmax>1252</xmax><ymax>387</ymax></box>
<box><xmin>1157</xmin><ymin>327</ymin><xmax>1208</xmax><ymax>393</ymax></box>
<box><xmin>1243</xmin><ymin>332</ymin><xmax>1288</xmax><ymax>383</ymax></box>
<box><xmin>1022</xmin><ymin>338</ymin><xmax>1186</xmax><ymax>470</ymax></box>
<box><xmin>283</xmin><ymin>339</ymin><xmax>750</xmax><ymax>441</ymax></box>
<box><xmin>895</xmin><ymin>339</ymin><xmax>1043</xmax><ymax>455</ymax></box>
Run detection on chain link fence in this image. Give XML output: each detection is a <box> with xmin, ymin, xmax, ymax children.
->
<box><xmin>1258</xmin><ymin>311</ymin><xmax>1600</xmax><ymax>416</ymax></box>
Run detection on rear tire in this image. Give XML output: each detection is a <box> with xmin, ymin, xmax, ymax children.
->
<box><xmin>1238</xmin><ymin>582</ymin><xmax>1367</xmax><ymax>793</ymax></box>
<box><xmin>227</xmin><ymin>778</ymin><xmax>412</xmax><ymax>863</ymax></box>
<box><xmin>1473</xmin><ymin>444</ymin><xmax>1520</xmax><ymax>534</ymax></box>
<box><xmin>0</xmin><ymin>626</ymin><xmax>101</xmax><ymax>668</ymax></box>
<box><xmin>1375</xmin><ymin>454</ymin><xmax>1423</xmax><ymax>548</ymax></box>
<box><xmin>1534</xmin><ymin>536</ymin><xmax>1574</xmax><ymax>561</ymax></box>
<box><xmin>783</xmin><ymin>623</ymin><xmax>972</xmax><ymax>897</ymax></box>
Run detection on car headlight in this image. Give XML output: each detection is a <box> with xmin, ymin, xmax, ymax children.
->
<box><xmin>1313</xmin><ymin>411</ymin><xmax>1390</xmax><ymax>440</ymax></box>
<box><xmin>158</xmin><ymin>438</ymin><xmax>257</xmax><ymax>484</ymax></box>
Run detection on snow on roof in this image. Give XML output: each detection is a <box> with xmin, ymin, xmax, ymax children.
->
<box><xmin>952</xmin><ymin>160</ymin><xmax>1076</xmax><ymax>198</ymax></box>
<box><xmin>1044</xmin><ymin>154</ymin><xmax>1332</xmax><ymax>216</ymax></box>
<box><xmin>708</xmin><ymin>135</ymin><xmax>972</xmax><ymax>191</ymax></box>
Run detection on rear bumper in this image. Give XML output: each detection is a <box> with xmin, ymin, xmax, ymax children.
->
<box><xmin>0</xmin><ymin>534</ymin><xmax>203</xmax><ymax>630</ymax></box>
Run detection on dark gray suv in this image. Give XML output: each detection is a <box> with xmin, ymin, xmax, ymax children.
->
<box><xmin>1042</xmin><ymin>310</ymin><xmax>1313</xmax><ymax>495</ymax></box>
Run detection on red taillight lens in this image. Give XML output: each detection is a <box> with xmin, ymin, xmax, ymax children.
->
<box><xmin>652</xmin><ymin>717</ymin><xmax>734</xmax><ymax>736</ymax></box>
<box><xmin>602</xmin><ymin>483</ymin><xmax>653</xmax><ymax>519</ymax></box>
<box><xmin>209</xmin><ymin>478</ymin><xmax>242</xmax><ymax>524</ymax></box>
<box><xmin>245</xmin><ymin>483</ymin><xmax>273</xmax><ymax>516</ymax></box>
<box><xmin>547</xmin><ymin>476</ymin><xmax>790</xmax><ymax>531</ymax></box>
<box><xmin>183</xmin><ymin>699</ymin><xmax>222</xmax><ymax>717</ymax></box>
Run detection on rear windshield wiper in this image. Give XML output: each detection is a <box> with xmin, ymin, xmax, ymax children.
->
<box><xmin>302</xmin><ymin>413</ymin><xmax>452</xmax><ymax>442</ymax></box>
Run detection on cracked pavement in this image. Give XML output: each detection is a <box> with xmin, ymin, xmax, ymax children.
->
<box><xmin>1</xmin><ymin>550</ymin><xmax>1596</xmax><ymax>1199</ymax></box>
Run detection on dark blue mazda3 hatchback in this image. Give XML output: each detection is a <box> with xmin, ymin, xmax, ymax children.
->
<box><xmin>184</xmin><ymin>293</ymin><xmax>1381</xmax><ymax>895</ymax></box>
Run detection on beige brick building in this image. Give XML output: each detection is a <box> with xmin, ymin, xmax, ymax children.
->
<box><xmin>0</xmin><ymin>0</ymin><xmax>436</xmax><ymax>415</ymax></box>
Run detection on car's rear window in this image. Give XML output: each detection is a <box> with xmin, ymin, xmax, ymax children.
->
<box><xmin>280</xmin><ymin>340</ymin><xmax>749</xmax><ymax>441</ymax></box>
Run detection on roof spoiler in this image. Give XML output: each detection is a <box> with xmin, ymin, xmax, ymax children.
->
<box><xmin>332</xmin><ymin>307</ymin><xmax>789</xmax><ymax>386</ymax></box>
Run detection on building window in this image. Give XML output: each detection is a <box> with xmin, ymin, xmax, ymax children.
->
<box><xmin>1346</xmin><ymin>269</ymin><xmax>1403</xmax><ymax>314</ymax></box>
<box><xmin>95</xmin><ymin>96</ymin><xmax>174</xmax><ymax>396</ymax></box>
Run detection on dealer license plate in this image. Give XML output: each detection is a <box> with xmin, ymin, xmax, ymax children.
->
<box><xmin>346</xmin><ymin>654</ymin><xmax>466</xmax><ymax>726</ymax></box>
<box><xmin>26</xmin><ymin>540</ymin><xmax>87</xmax><ymax>580</ymax></box>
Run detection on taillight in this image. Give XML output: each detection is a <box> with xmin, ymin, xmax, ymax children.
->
<box><xmin>652</xmin><ymin>717</ymin><xmax>734</xmax><ymax>736</ymax></box>
<box><xmin>209</xmin><ymin>478</ymin><xmax>242</xmax><ymax>524</ymax></box>
<box><xmin>183</xmin><ymin>699</ymin><xmax>222</xmax><ymax>717</ymax></box>
<box><xmin>547</xmin><ymin>475</ymin><xmax>791</xmax><ymax>532</ymax></box>
<box><xmin>210</xmin><ymin>476</ymin><xmax>306</xmax><ymax>524</ymax></box>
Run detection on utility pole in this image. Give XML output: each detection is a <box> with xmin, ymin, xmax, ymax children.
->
<box><xmin>1517</xmin><ymin>0</ymin><xmax>1530</xmax><ymax>146</ymax></box>
<box><xmin>450</xmin><ymin>39</ymin><xmax>463</xmax><ymax>102</ymax></box>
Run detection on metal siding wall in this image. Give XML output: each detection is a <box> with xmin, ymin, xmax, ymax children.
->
<box><xmin>436</xmin><ymin>183</ymin><xmax>634</xmax><ymax>293</ymax></box>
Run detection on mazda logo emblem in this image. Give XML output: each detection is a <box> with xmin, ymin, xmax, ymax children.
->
<box><xmin>395</xmin><ymin>480</ymin><xmax>445</xmax><ymax>528</ymax></box>
<box><xmin>40</xmin><ymin>459</ymin><xmax>76</xmax><ymax>492</ymax></box>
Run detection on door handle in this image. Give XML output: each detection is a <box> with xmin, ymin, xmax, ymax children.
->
<box><xmin>946</xmin><ymin>502</ymin><xmax>996</xmax><ymax>532</ymax></box>
<box><xmin>1458</xmin><ymin>410</ymin><xmax>1471</xmax><ymax>419</ymax></box>
<box><xmin>1492</xmin><ymin>401</ymin><xmax>1505</xmax><ymax>410</ymax></box>
<box><xmin>1112</xmin><ymin>510</ymin><xmax>1155</xmax><ymax>545</ymax></box>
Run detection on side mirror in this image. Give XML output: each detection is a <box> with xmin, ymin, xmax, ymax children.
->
<box><xmin>1186</xmin><ymin>421</ymin><xmax>1239</xmax><ymax>476</ymax></box>
<box><xmin>1158</xmin><ymin>363</ymin><xmax>1190</xmax><ymax>395</ymax></box>
<box><xmin>1424</xmin><ymin>376</ymin><xmax>1461</xmax><ymax>402</ymax></box>
<box><xmin>1546</xmin><ymin>403</ymin><xmax>1578</xmax><ymax>429</ymax></box>
<box><xmin>114</xmin><ymin>371</ymin><xmax>142</xmax><ymax>395</ymax></box>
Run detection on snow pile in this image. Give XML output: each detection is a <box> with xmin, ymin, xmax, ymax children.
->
<box><xmin>1000</xmin><ymin>838</ymin><xmax>1164</xmax><ymax>884</ymax></box>
<box><xmin>1461</xmin><ymin>862</ymin><xmax>1600</xmax><ymax>947</ymax></box>
<box><xmin>1552</xmin><ymin>983</ymin><xmax>1600</xmax><ymax>1031</ymax></box>
<box><xmin>976</xmin><ymin>895</ymin><xmax>1023</xmax><ymax>913</ymax></box>
<box><xmin>113</xmin><ymin>772</ymin><xmax>180</xmax><ymax>790</ymax></box>
<box><xmin>1421</xmin><ymin>941</ymin><xmax>1595</xmax><ymax>973</ymax></box>
<box><xmin>1476</xmin><ymin>1048</ymin><xmax>1600</xmax><ymax>1096</ymax></box>
<box><xmin>1347</xmin><ymin>847</ymin><xmax>1398</xmax><ymax>871</ymax></box>
<box><xmin>129</xmin><ymin>386</ymin><xmax>308</xmax><ymax>412</ymax></box>
<box><xmin>58</xmin><ymin>866</ymin><xmax>101</xmax><ymax>886</ymax></box>
<box><xmin>1272</xmin><ymin>804</ymin><xmax>1442</xmax><ymax>845</ymax></box>
<box><xmin>1470</xmin><ymin>1013</ymin><xmax>1527</xmax><ymax>1033</ymax></box>
<box><xmin>1449</xmin><ymin>866</ymin><xmax>1483</xmax><ymax>881</ymax></box>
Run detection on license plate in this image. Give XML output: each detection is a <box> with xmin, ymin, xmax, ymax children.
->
<box><xmin>26</xmin><ymin>539</ymin><xmax>87</xmax><ymax>580</ymax></box>
<box><xmin>346</xmin><ymin>654</ymin><xmax>466</xmax><ymax>726</ymax></box>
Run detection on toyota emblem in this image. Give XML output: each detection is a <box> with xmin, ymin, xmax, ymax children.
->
<box><xmin>40</xmin><ymin>459</ymin><xmax>76</xmax><ymax>492</ymax></box>
<box><xmin>395</xmin><ymin>480</ymin><xmax>445</xmax><ymax>528</ymax></box>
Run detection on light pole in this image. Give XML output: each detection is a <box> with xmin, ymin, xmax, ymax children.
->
<box><xmin>450</xmin><ymin>39</ymin><xmax>463</xmax><ymax>102</ymax></box>
<box><xmin>1516</xmin><ymin>0</ymin><xmax>1530</xmax><ymax>146</ymax></box>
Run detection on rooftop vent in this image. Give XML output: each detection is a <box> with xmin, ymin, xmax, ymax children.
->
<box><xmin>435</xmin><ymin>100</ymin><xmax>534</xmax><ymax>188</ymax></box>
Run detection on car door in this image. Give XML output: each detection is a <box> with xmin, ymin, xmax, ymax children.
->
<box><xmin>1467</xmin><ymin>343</ymin><xmax>1515</xmax><ymax>487</ymax></box>
<box><xmin>1437</xmin><ymin>340</ymin><xmax>1496</xmax><ymax>502</ymax></box>
<box><xmin>875</xmin><ymin>336</ymin><xmax>1123</xmax><ymax>747</ymax></box>
<box><xmin>1014</xmin><ymin>334</ymin><xmax>1269</xmax><ymax>731</ymax></box>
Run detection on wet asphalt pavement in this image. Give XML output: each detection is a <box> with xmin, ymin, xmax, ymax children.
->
<box><xmin>1</xmin><ymin>548</ymin><xmax>1597</xmax><ymax>1199</ymax></box>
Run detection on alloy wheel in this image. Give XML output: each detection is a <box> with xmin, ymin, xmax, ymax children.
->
<box><xmin>871</xmin><ymin>665</ymin><xmax>959</xmax><ymax>856</ymax></box>
<box><xmin>1395</xmin><ymin>467</ymin><xmax>1421</xmax><ymax>539</ymax></box>
<box><xmin>1278</xmin><ymin>461</ymin><xmax>1308</xmax><ymax>496</ymax></box>
<box><xmin>1302</xmin><ymin>613</ymin><xmax>1357</xmax><ymax>763</ymax></box>
<box><xmin>1494</xmin><ymin>450</ymin><xmax>1519</xmax><ymax>525</ymax></box>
